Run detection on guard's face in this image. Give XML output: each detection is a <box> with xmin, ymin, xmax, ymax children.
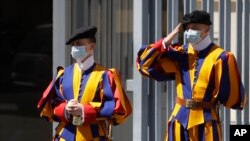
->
<box><xmin>185</xmin><ymin>23</ymin><xmax>210</xmax><ymax>38</ymax></box>
<box><xmin>72</xmin><ymin>38</ymin><xmax>95</xmax><ymax>52</ymax></box>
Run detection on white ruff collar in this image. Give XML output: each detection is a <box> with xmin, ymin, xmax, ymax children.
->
<box><xmin>76</xmin><ymin>55</ymin><xmax>94</xmax><ymax>71</ymax></box>
<box><xmin>191</xmin><ymin>34</ymin><xmax>212</xmax><ymax>51</ymax></box>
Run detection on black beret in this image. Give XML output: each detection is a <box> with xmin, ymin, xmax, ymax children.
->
<box><xmin>182</xmin><ymin>10</ymin><xmax>212</xmax><ymax>30</ymax></box>
<box><xmin>66</xmin><ymin>25</ymin><xmax>97</xmax><ymax>45</ymax></box>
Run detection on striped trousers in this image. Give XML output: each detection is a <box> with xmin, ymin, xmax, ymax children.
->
<box><xmin>165</xmin><ymin>118</ymin><xmax>222</xmax><ymax>141</ymax></box>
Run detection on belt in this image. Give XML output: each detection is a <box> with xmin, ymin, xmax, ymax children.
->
<box><xmin>176</xmin><ymin>97</ymin><xmax>215</xmax><ymax>109</ymax></box>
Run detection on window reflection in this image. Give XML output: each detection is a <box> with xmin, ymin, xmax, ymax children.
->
<box><xmin>0</xmin><ymin>0</ymin><xmax>52</xmax><ymax>140</ymax></box>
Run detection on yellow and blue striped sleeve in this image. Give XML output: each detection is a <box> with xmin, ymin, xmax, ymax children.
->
<box><xmin>136</xmin><ymin>39</ymin><xmax>183</xmax><ymax>81</ymax></box>
<box><xmin>216</xmin><ymin>52</ymin><xmax>247</xmax><ymax>109</ymax></box>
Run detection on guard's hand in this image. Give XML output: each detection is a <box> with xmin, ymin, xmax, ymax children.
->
<box><xmin>163</xmin><ymin>23</ymin><xmax>182</xmax><ymax>45</ymax></box>
<box><xmin>65</xmin><ymin>99</ymin><xmax>83</xmax><ymax>116</ymax></box>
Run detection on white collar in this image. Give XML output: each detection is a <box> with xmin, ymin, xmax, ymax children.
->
<box><xmin>191</xmin><ymin>34</ymin><xmax>212</xmax><ymax>51</ymax></box>
<box><xmin>76</xmin><ymin>55</ymin><xmax>94</xmax><ymax>71</ymax></box>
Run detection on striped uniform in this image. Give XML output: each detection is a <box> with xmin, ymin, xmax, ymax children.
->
<box><xmin>37</xmin><ymin>63</ymin><xmax>132</xmax><ymax>141</ymax></box>
<box><xmin>136</xmin><ymin>38</ymin><xmax>247</xmax><ymax>141</ymax></box>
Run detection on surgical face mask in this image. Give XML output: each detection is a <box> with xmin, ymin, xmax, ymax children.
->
<box><xmin>185</xmin><ymin>29</ymin><xmax>201</xmax><ymax>44</ymax></box>
<box><xmin>71</xmin><ymin>45</ymin><xmax>87</xmax><ymax>59</ymax></box>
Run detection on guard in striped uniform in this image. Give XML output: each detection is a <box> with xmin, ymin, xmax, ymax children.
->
<box><xmin>136</xmin><ymin>10</ymin><xmax>246</xmax><ymax>141</ymax></box>
<box><xmin>37</xmin><ymin>25</ymin><xmax>132</xmax><ymax>141</ymax></box>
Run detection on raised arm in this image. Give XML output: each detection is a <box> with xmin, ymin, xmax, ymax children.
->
<box><xmin>136</xmin><ymin>23</ymin><xmax>183</xmax><ymax>81</ymax></box>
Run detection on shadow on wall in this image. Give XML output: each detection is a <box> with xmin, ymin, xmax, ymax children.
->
<box><xmin>0</xmin><ymin>23</ymin><xmax>52</xmax><ymax>116</ymax></box>
<box><xmin>11</xmin><ymin>23</ymin><xmax>52</xmax><ymax>92</ymax></box>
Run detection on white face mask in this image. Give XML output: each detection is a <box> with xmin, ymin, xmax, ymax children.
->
<box><xmin>185</xmin><ymin>29</ymin><xmax>201</xmax><ymax>44</ymax></box>
<box><xmin>71</xmin><ymin>45</ymin><xmax>87</xmax><ymax>59</ymax></box>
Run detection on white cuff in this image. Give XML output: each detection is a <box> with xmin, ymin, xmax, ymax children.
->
<box><xmin>162</xmin><ymin>40</ymin><xmax>167</xmax><ymax>49</ymax></box>
<box><xmin>64</xmin><ymin>109</ymin><xmax>70</xmax><ymax>121</ymax></box>
<box><xmin>81</xmin><ymin>105</ymin><xmax>85</xmax><ymax>123</ymax></box>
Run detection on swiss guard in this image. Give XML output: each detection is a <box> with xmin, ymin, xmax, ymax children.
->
<box><xmin>136</xmin><ymin>10</ymin><xmax>247</xmax><ymax>141</ymax></box>
<box><xmin>37</xmin><ymin>25</ymin><xmax>132</xmax><ymax>141</ymax></box>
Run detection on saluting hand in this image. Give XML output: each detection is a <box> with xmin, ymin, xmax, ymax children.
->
<box><xmin>163</xmin><ymin>23</ymin><xmax>182</xmax><ymax>45</ymax></box>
